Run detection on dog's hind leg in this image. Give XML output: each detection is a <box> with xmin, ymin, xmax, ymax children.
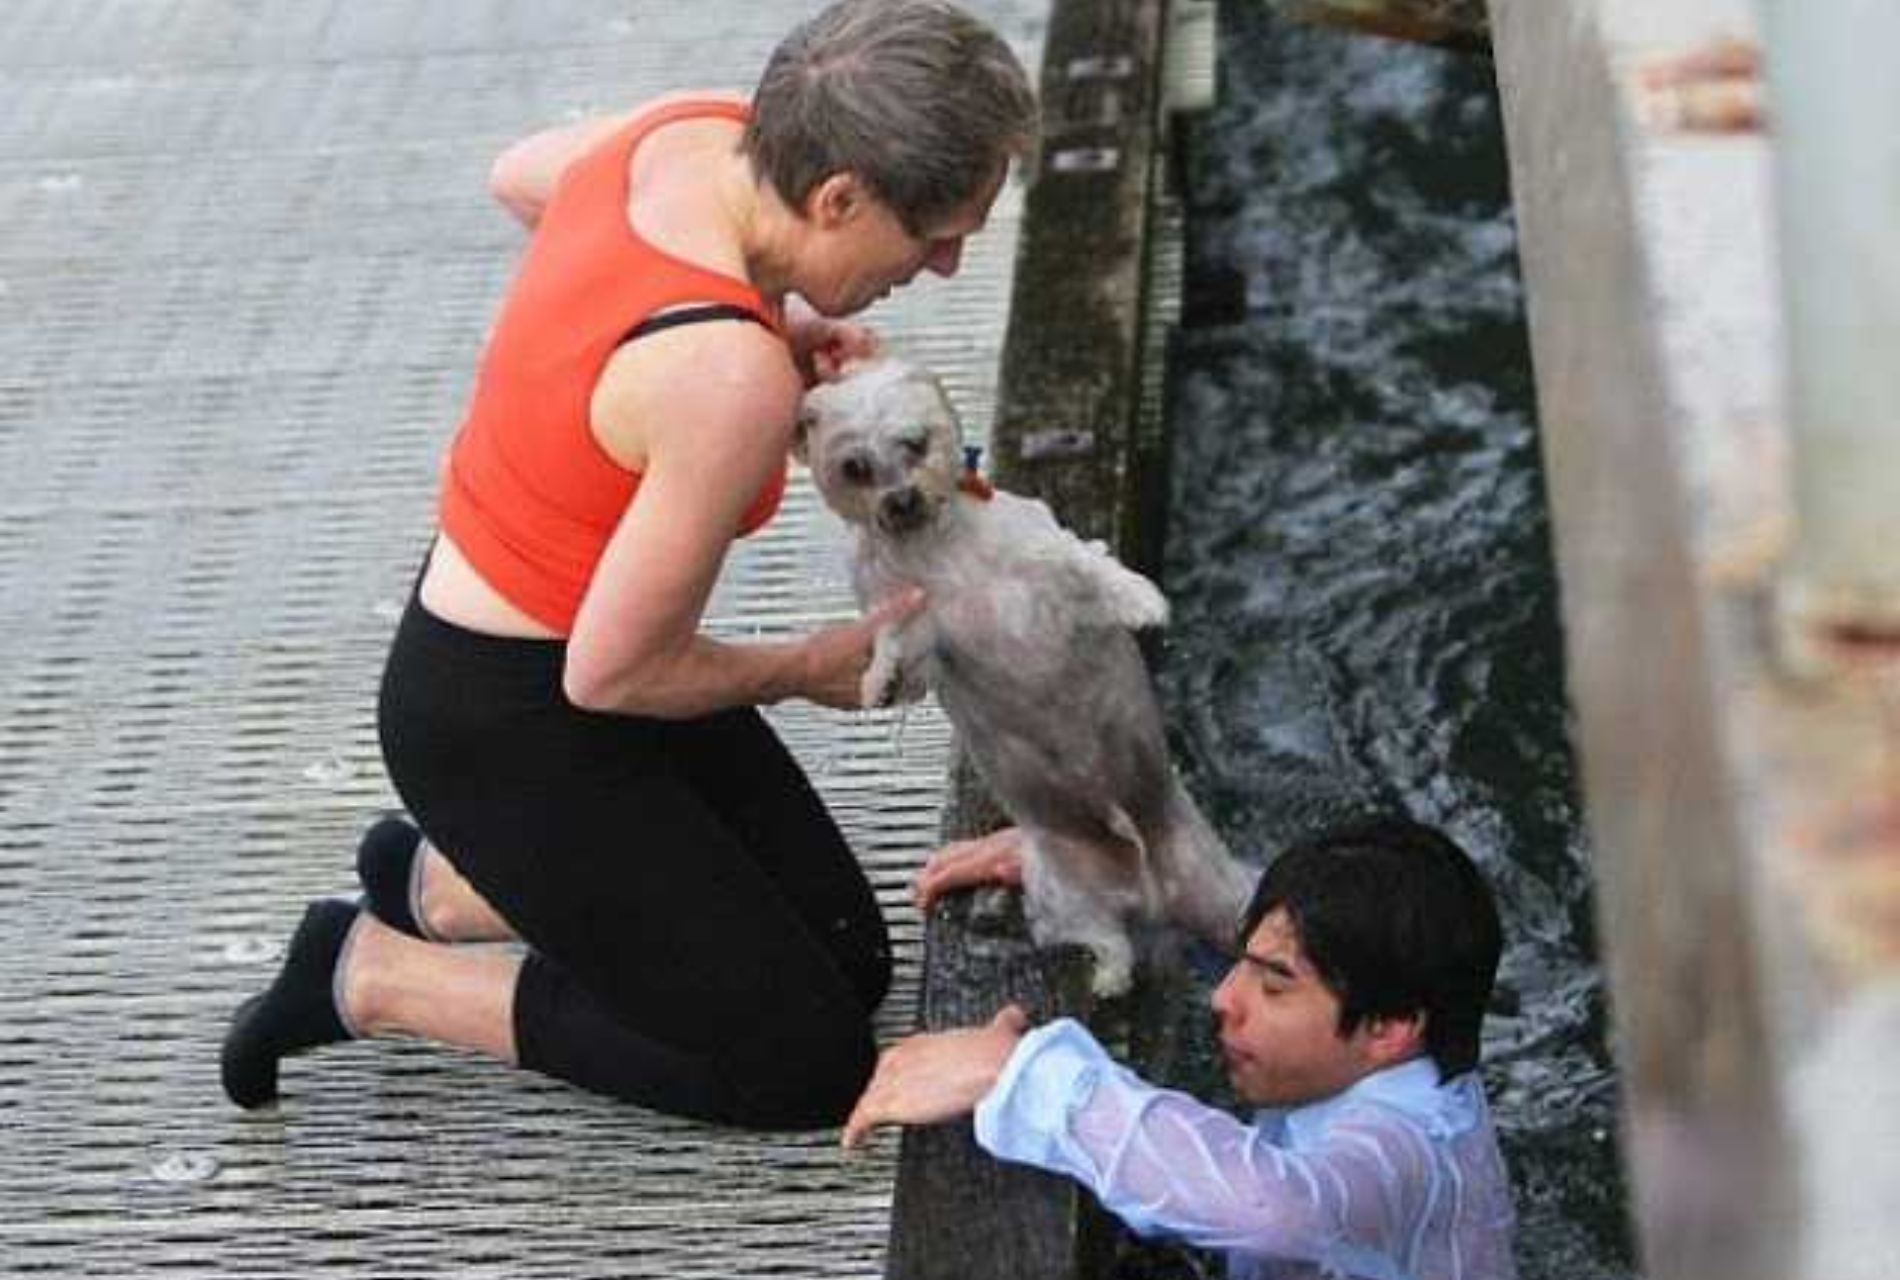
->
<box><xmin>1020</xmin><ymin>827</ymin><xmax>1143</xmax><ymax>997</ymax></box>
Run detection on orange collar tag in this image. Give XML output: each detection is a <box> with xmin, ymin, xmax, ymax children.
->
<box><xmin>958</xmin><ymin>445</ymin><xmax>995</xmax><ymax>501</ymax></box>
<box><xmin>958</xmin><ymin>472</ymin><xmax>995</xmax><ymax>501</ymax></box>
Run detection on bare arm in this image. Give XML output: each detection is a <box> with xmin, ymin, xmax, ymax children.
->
<box><xmin>486</xmin><ymin>90</ymin><xmax>748</xmax><ymax>228</ymax></box>
<box><xmin>562</xmin><ymin>324</ymin><xmax>918</xmax><ymax>718</ymax></box>
<box><xmin>488</xmin><ymin>113</ymin><xmax>638</xmax><ymax>228</ymax></box>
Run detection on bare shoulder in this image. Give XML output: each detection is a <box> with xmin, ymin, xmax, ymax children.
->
<box><xmin>637</xmin><ymin>87</ymin><xmax>749</xmax><ymax>113</ymax></box>
<box><xmin>592</xmin><ymin>320</ymin><xmax>802</xmax><ymax>473</ymax></box>
<box><xmin>625</xmin><ymin>95</ymin><xmax>754</xmax><ymax>274</ymax></box>
<box><xmin>492</xmin><ymin>89</ymin><xmax>749</xmax><ymax>214</ymax></box>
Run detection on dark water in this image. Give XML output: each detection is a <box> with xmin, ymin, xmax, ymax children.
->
<box><xmin>1139</xmin><ymin>5</ymin><xmax>1634</xmax><ymax>1277</ymax></box>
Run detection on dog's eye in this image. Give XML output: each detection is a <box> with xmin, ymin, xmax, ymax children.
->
<box><xmin>841</xmin><ymin>456</ymin><xmax>873</xmax><ymax>485</ymax></box>
<box><xmin>899</xmin><ymin>436</ymin><xmax>928</xmax><ymax>461</ymax></box>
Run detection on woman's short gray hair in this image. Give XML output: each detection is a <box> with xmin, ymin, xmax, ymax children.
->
<box><xmin>744</xmin><ymin>0</ymin><xmax>1039</xmax><ymax>234</ymax></box>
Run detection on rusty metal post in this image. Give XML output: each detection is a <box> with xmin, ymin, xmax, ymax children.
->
<box><xmin>1753</xmin><ymin>6</ymin><xmax>1900</xmax><ymax>1278</ymax></box>
<box><xmin>1756</xmin><ymin>1</ymin><xmax>1900</xmax><ymax>670</ymax></box>
<box><xmin>1493</xmin><ymin>1</ymin><xmax>1900</xmax><ymax>1278</ymax></box>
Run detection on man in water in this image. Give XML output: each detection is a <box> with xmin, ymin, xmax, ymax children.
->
<box><xmin>845</xmin><ymin>817</ymin><xmax>1520</xmax><ymax>1280</ymax></box>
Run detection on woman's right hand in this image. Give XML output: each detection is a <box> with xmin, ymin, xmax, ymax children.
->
<box><xmin>796</xmin><ymin>589</ymin><xmax>926</xmax><ymax>710</ymax></box>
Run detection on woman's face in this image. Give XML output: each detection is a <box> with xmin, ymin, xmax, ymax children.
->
<box><xmin>798</xmin><ymin>166</ymin><xmax>1006</xmax><ymax>317</ymax></box>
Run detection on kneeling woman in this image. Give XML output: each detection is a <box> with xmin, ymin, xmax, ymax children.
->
<box><xmin>221</xmin><ymin>0</ymin><xmax>1037</xmax><ymax>1129</ymax></box>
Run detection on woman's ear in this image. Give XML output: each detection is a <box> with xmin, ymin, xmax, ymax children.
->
<box><xmin>807</xmin><ymin>172</ymin><xmax>866</xmax><ymax>229</ymax></box>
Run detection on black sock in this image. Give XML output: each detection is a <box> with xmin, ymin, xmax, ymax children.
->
<box><xmin>356</xmin><ymin>814</ymin><xmax>426</xmax><ymax>939</ymax></box>
<box><xmin>221</xmin><ymin>899</ymin><xmax>358</xmax><ymax>1109</ymax></box>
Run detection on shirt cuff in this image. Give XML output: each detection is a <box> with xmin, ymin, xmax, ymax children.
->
<box><xmin>973</xmin><ymin>1018</ymin><xmax>1108</xmax><ymax>1167</ymax></box>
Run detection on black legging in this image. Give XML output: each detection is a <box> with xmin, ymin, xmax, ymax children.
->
<box><xmin>376</xmin><ymin>591</ymin><xmax>892</xmax><ymax>1129</ymax></box>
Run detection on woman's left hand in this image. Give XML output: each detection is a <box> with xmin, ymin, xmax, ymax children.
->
<box><xmin>807</xmin><ymin>319</ymin><xmax>880</xmax><ymax>382</ymax></box>
<box><xmin>788</xmin><ymin>298</ymin><xmax>882</xmax><ymax>384</ymax></box>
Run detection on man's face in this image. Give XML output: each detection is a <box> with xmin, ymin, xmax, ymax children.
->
<box><xmin>1211</xmin><ymin>908</ymin><xmax>1393</xmax><ymax>1108</ymax></box>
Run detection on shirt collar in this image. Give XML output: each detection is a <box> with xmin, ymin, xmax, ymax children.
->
<box><xmin>1262</xmin><ymin>1057</ymin><xmax>1486</xmax><ymax>1147</ymax></box>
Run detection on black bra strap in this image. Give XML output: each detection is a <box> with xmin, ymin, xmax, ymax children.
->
<box><xmin>621</xmin><ymin>303</ymin><xmax>772</xmax><ymax>345</ymax></box>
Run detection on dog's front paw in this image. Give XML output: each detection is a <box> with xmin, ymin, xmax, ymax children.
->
<box><xmin>860</xmin><ymin>658</ymin><xmax>898</xmax><ymax>709</ymax></box>
<box><xmin>860</xmin><ymin>624</ymin><xmax>928</xmax><ymax>709</ymax></box>
<box><xmin>859</xmin><ymin>666</ymin><xmax>927</xmax><ymax>709</ymax></box>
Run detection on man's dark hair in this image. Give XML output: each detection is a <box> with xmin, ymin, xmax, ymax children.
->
<box><xmin>1241</xmin><ymin>817</ymin><xmax>1504</xmax><ymax>1077</ymax></box>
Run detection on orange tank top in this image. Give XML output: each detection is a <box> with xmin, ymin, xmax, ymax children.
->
<box><xmin>438</xmin><ymin>98</ymin><xmax>788</xmax><ymax>634</ymax></box>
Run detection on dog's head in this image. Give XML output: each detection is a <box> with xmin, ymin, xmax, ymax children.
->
<box><xmin>796</xmin><ymin>356</ymin><xmax>965</xmax><ymax>538</ymax></box>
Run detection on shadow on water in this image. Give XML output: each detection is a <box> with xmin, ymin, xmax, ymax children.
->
<box><xmin>1127</xmin><ymin>5</ymin><xmax>1637</xmax><ymax>1277</ymax></box>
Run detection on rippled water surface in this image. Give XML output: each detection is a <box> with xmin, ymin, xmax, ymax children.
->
<box><xmin>1142</xmin><ymin>6</ymin><xmax>1635</xmax><ymax>1277</ymax></box>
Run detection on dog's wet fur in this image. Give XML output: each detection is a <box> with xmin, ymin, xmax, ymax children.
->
<box><xmin>798</xmin><ymin>357</ymin><xmax>1252</xmax><ymax>994</ymax></box>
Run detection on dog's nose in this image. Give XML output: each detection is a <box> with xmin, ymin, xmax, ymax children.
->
<box><xmin>879</xmin><ymin>486</ymin><xmax>928</xmax><ymax>530</ymax></box>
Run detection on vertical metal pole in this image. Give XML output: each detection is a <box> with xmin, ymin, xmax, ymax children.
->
<box><xmin>1497</xmin><ymin>0</ymin><xmax>1900</xmax><ymax>1273</ymax></box>
<box><xmin>1757</xmin><ymin>12</ymin><xmax>1900</xmax><ymax>1280</ymax></box>
<box><xmin>1758</xmin><ymin>0</ymin><xmax>1900</xmax><ymax>661</ymax></box>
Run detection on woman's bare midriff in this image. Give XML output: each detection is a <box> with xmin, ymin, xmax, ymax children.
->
<box><xmin>419</xmin><ymin>535</ymin><xmax>564</xmax><ymax>640</ymax></box>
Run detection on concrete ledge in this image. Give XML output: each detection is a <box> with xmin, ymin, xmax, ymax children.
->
<box><xmin>882</xmin><ymin>1</ymin><xmax>1180</xmax><ymax>1277</ymax></box>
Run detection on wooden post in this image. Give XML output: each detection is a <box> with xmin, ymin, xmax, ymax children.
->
<box><xmin>1757</xmin><ymin>0</ymin><xmax>1900</xmax><ymax>658</ymax></box>
<box><xmin>987</xmin><ymin>0</ymin><xmax>1172</xmax><ymax>554</ymax></box>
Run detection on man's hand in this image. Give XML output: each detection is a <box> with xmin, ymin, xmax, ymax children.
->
<box><xmin>913</xmin><ymin>827</ymin><xmax>1026</xmax><ymax>911</ymax></box>
<box><xmin>841</xmin><ymin>1005</ymin><xmax>1032</xmax><ymax>1150</ymax></box>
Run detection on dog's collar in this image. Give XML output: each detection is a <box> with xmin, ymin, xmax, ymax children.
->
<box><xmin>958</xmin><ymin>445</ymin><xmax>995</xmax><ymax>502</ymax></box>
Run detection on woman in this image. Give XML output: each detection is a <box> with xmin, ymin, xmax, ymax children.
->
<box><xmin>221</xmin><ymin>0</ymin><xmax>1038</xmax><ymax>1130</ymax></box>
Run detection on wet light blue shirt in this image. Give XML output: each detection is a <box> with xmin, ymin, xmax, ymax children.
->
<box><xmin>974</xmin><ymin>1019</ymin><xmax>1518</xmax><ymax>1280</ymax></box>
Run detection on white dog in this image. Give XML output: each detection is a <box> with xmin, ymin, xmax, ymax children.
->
<box><xmin>797</xmin><ymin>356</ymin><xmax>1253</xmax><ymax>995</ymax></box>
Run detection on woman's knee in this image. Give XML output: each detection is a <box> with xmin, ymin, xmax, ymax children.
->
<box><xmin>737</xmin><ymin>1016</ymin><xmax>878</xmax><ymax>1130</ymax></box>
<box><xmin>844</xmin><ymin>936</ymin><xmax>894</xmax><ymax>1015</ymax></box>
